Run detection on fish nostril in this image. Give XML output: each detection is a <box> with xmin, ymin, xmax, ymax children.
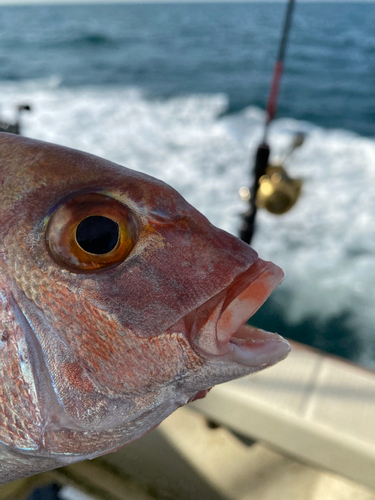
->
<box><xmin>76</xmin><ymin>216</ymin><xmax>119</xmax><ymax>255</ymax></box>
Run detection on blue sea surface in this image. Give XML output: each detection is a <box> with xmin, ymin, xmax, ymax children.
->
<box><xmin>1</xmin><ymin>2</ymin><xmax>375</xmax><ymax>135</ymax></box>
<box><xmin>1</xmin><ymin>2</ymin><xmax>375</xmax><ymax>367</ymax></box>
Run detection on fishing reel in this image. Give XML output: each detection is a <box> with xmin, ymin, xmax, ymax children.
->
<box><xmin>256</xmin><ymin>163</ymin><xmax>302</xmax><ymax>215</ymax></box>
<box><xmin>239</xmin><ymin>131</ymin><xmax>304</xmax><ymax>243</ymax></box>
<box><xmin>255</xmin><ymin>132</ymin><xmax>304</xmax><ymax>215</ymax></box>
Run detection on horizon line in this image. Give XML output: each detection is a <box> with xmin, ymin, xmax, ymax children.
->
<box><xmin>1</xmin><ymin>0</ymin><xmax>375</xmax><ymax>5</ymax></box>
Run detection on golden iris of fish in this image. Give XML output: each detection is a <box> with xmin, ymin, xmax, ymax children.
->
<box><xmin>0</xmin><ymin>132</ymin><xmax>290</xmax><ymax>483</ymax></box>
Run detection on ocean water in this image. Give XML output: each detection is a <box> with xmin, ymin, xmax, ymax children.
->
<box><xmin>1</xmin><ymin>2</ymin><xmax>375</xmax><ymax>368</ymax></box>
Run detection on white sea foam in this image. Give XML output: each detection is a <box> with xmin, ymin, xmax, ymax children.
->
<box><xmin>1</xmin><ymin>79</ymin><xmax>375</xmax><ymax>366</ymax></box>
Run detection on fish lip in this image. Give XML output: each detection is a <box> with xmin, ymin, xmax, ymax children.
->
<box><xmin>188</xmin><ymin>258</ymin><xmax>290</xmax><ymax>368</ymax></box>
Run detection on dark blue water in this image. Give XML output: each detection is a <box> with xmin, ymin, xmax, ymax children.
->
<box><xmin>1</xmin><ymin>2</ymin><xmax>375</xmax><ymax>136</ymax></box>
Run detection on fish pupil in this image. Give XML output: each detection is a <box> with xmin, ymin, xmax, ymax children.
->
<box><xmin>76</xmin><ymin>216</ymin><xmax>119</xmax><ymax>255</ymax></box>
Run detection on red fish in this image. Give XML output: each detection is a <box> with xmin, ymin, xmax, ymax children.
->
<box><xmin>0</xmin><ymin>132</ymin><xmax>289</xmax><ymax>483</ymax></box>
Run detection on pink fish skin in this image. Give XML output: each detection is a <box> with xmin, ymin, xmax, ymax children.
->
<box><xmin>0</xmin><ymin>132</ymin><xmax>290</xmax><ymax>483</ymax></box>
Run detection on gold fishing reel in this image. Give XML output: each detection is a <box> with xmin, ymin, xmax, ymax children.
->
<box><xmin>256</xmin><ymin>164</ymin><xmax>303</xmax><ymax>215</ymax></box>
<box><xmin>255</xmin><ymin>132</ymin><xmax>305</xmax><ymax>215</ymax></box>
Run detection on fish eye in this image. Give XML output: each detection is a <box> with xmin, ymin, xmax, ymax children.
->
<box><xmin>76</xmin><ymin>216</ymin><xmax>119</xmax><ymax>255</ymax></box>
<box><xmin>46</xmin><ymin>193</ymin><xmax>137</xmax><ymax>272</ymax></box>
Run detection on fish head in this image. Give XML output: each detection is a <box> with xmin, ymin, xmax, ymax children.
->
<box><xmin>0</xmin><ymin>132</ymin><xmax>289</xmax><ymax>478</ymax></box>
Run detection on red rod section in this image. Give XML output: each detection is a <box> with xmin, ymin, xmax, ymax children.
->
<box><xmin>266</xmin><ymin>60</ymin><xmax>284</xmax><ymax>123</ymax></box>
<box><xmin>265</xmin><ymin>0</ymin><xmax>295</xmax><ymax>127</ymax></box>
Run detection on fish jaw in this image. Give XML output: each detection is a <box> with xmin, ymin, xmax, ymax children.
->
<box><xmin>187</xmin><ymin>258</ymin><xmax>290</xmax><ymax>371</ymax></box>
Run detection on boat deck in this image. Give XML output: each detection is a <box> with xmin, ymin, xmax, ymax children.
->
<box><xmin>191</xmin><ymin>340</ymin><xmax>375</xmax><ymax>492</ymax></box>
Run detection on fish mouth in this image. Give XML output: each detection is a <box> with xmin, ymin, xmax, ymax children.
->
<box><xmin>188</xmin><ymin>258</ymin><xmax>290</xmax><ymax>369</ymax></box>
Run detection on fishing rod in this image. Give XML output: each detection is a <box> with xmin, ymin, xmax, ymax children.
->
<box><xmin>240</xmin><ymin>0</ymin><xmax>297</xmax><ymax>245</ymax></box>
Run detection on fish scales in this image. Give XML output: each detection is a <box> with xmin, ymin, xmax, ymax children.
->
<box><xmin>0</xmin><ymin>132</ymin><xmax>290</xmax><ymax>482</ymax></box>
